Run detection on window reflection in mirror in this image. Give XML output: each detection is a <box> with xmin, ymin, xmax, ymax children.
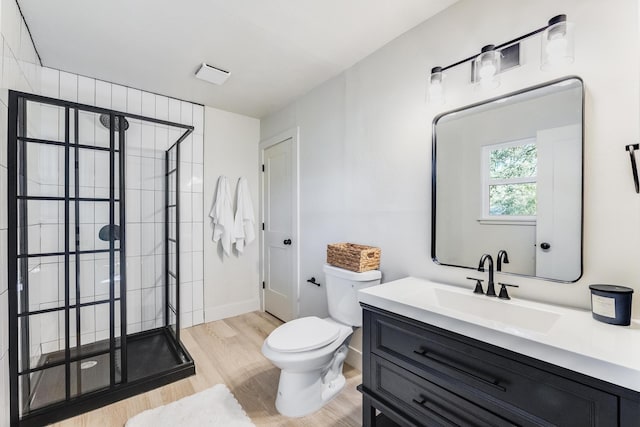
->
<box><xmin>483</xmin><ymin>139</ymin><xmax>537</xmax><ymax>219</ymax></box>
<box><xmin>432</xmin><ymin>77</ymin><xmax>583</xmax><ymax>282</ymax></box>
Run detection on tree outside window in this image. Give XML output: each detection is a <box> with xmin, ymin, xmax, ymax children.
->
<box><xmin>481</xmin><ymin>139</ymin><xmax>537</xmax><ymax>221</ymax></box>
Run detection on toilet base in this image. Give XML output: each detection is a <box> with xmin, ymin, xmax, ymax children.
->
<box><xmin>274</xmin><ymin>344</ymin><xmax>349</xmax><ymax>417</ymax></box>
<box><xmin>275</xmin><ymin>371</ymin><xmax>347</xmax><ymax>417</ymax></box>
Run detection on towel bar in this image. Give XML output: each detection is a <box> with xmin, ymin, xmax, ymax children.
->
<box><xmin>306</xmin><ymin>277</ymin><xmax>321</xmax><ymax>287</ymax></box>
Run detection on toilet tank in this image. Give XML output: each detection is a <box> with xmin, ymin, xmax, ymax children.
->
<box><xmin>323</xmin><ymin>264</ymin><xmax>381</xmax><ymax>327</ymax></box>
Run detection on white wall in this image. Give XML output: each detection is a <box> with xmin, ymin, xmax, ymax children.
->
<box><xmin>260</xmin><ymin>0</ymin><xmax>640</xmax><ymax>366</ymax></box>
<box><xmin>203</xmin><ymin>107</ymin><xmax>261</xmax><ymax>321</ymax></box>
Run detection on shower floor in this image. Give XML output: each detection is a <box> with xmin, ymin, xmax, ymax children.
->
<box><xmin>28</xmin><ymin>328</ymin><xmax>186</xmax><ymax>412</ymax></box>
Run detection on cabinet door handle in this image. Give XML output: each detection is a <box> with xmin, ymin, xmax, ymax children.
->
<box><xmin>412</xmin><ymin>395</ymin><xmax>460</xmax><ymax>427</ymax></box>
<box><xmin>413</xmin><ymin>348</ymin><xmax>506</xmax><ymax>393</ymax></box>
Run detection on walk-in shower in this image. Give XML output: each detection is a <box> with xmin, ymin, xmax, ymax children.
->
<box><xmin>7</xmin><ymin>91</ymin><xmax>195</xmax><ymax>426</ymax></box>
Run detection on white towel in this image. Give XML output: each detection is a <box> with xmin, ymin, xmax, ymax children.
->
<box><xmin>209</xmin><ymin>176</ymin><xmax>235</xmax><ymax>256</ymax></box>
<box><xmin>234</xmin><ymin>177</ymin><xmax>255</xmax><ymax>253</ymax></box>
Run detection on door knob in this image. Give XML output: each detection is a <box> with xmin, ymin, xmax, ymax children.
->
<box><xmin>540</xmin><ymin>242</ymin><xmax>551</xmax><ymax>250</ymax></box>
<box><xmin>283</xmin><ymin>239</ymin><xmax>292</xmax><ymax>245</ymax></box>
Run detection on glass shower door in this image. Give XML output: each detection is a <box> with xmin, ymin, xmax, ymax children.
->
<box><xmin>165</xmin><ymin>141</ymin><xmax>179</xmax><ymax>339</ymax></box>
<box><xmin>11</xmin><ymin>100</ymin><xmax>126</xmax><ymax>418</ymax></box>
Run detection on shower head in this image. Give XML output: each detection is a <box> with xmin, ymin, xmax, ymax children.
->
<box><xmin>99</xmin><ymin>114</ymin><xmax>129</xmax><ymax>131</ymax></box>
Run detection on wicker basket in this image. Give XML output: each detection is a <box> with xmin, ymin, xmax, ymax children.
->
<box><xmin>326</xmin><ymin>243</ymin><xmax>381</xmax><ymax>272</ymax></box>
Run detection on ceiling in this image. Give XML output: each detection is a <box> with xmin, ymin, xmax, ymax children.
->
<box><xmin>19</xmin><ymin>0</ymin><xmax>457</xmax><ymax>118</ymax></box>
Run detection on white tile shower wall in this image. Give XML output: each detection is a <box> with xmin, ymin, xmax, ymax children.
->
<box><xmin>0</xmin><ymin>0</ymin><xmax>42</xmax><ymax>424</ymax></box>
<box><xmin>35</xmin><ymin>68</ymin><xmax>205</xmax><ymax>340</ymax></box>
<box><xmin>178</xmin><ymin>101</ymin><xmax>204</xmax><ymax>327</ymax></box>
<box><xmin>0</xmin><ymin>2</ymin><xmax>203</xmax><ymax>423</ymax></box>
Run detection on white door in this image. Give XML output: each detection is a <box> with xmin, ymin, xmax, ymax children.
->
<box><xmin>535</xmin><ymin>124</ymin><xmax>581</xmax><ymax>280</ymax></box>
<box><xmin>262</xmin><ymin>134</ymin><xmax>297</xmax><ymax>321</ymax></box>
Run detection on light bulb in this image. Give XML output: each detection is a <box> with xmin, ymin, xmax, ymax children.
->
<box><xmin>479</xmin><ymin>62</ymin><xmax>497</xmax><ymax>80</ymax></box>
<box><xmin>474</xmin><ymin>45</ymin><xmax>500</xmax><ymax>88</ymax></box>
<box><xmin>545</xmin><ymin>36</ymin><xmax>568</xmax><ymax>63</ymax></box>
<box><xmin>429</xmin><ymin>81</ymin><xmax>442</xmax><ymax>95</ymax></box>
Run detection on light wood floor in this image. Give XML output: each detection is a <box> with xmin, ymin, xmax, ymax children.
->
<box><xmin>52</xmin><ymin>311</ymin><xmax>362</xmax><ymax>427</ymax></box>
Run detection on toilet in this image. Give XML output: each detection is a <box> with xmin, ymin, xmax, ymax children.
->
<box><xmin>261</xmin><ymin>264</ymin><xmax>381</xmax><ymax>417</ymax></box>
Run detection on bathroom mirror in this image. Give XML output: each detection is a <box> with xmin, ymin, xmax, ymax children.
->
<box><xmin>432</xmin><ymin>77</ymin><xmax>583</xmax><ymax>282</ymax></box>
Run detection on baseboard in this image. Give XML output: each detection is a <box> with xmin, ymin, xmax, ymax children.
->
<box><xmin>204</xmin><ymin>298</ymin><xmax>260</xmax><ymax>322</ymax></box>
<box><xmin>346</xmin><ymin>345</ymin><xmax>362</xmax><ymax>372</ymax></box>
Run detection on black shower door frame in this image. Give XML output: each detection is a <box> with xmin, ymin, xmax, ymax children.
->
<box><xmin>7</xmin><ymin>90</ymin><xmax>195</xmax><ymax>427</ymax></box>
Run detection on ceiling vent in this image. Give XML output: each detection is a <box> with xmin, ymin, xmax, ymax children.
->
<box><xmin>195</xmin><ymin>63</ymin><xmax>231</xmax><ymax>85</ymax></box>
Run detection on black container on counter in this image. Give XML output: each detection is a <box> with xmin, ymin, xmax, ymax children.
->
<box><xmin>589</xmin><ymin>284</ymin><xmax>634</xmax><ymax>326</ymax></box>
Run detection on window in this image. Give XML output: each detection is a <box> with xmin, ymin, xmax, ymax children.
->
<box><xmin>481</xmin><ymin>138</ymin><xmax>537</xmax><ymax>223</ymax></box>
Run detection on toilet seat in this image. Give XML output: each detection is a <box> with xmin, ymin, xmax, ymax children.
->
<box><xmin>267</xmin><ymin>317</ymin><xmax>340</xmax><ymax>353</ymax></box>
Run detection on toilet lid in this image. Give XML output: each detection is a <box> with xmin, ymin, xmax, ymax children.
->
<box><xmin>267</xmin><ymin>317</ymin><xmax>341</xmax><ymax>353</ymax></box>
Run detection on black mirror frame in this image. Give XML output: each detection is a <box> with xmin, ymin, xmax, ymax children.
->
<box><xmin>430</xmin><ymin>76</ymin><xmax>585</xmax><ymax>283</ymax></box>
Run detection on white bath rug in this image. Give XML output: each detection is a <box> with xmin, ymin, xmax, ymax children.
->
<box><xmin>125</xmin><ymin>384</ymin><xmax>255</xmax><ymax>427</ymax></box>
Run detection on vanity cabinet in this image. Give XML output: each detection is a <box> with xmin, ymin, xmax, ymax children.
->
<box><xmin>359</xmin><ymin>305</ymin><xmax>640</xmax><ymax>427</ymax></box>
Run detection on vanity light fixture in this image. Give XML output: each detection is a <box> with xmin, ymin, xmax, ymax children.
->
<box><xmin>428</xmin><ymin>66</ymin><xmax>445</xmax><ymax>104</ymax></box>
<box><xmin>428</xmin><ymin>14</ymin><xmax>573</xmax><ymax>103</ymax></box>
<box><xmin>541</xmin><ymin>14</ymin><xmax>575</xmax><ymax>69</ymax></box>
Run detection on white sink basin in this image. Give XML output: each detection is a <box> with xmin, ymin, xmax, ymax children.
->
<box><xmin>358</xmin><ymin>277</ymin><xmax>640</xmax><ymax>393</ymax></box>
<box><xmin>434</xmin><ymin>288</ymin><xmax>560</xmax><ymax>334</ymax></box>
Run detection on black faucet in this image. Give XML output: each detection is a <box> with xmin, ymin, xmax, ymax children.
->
<box><xmin>496</xmin><ymin>250</ymin><xmax>509</xmax><ymax>272</ymax></box>
<box><xmin>478</xmin><ymin>254</ymin><xmax>497</xmax><ymax>297</ymax></box>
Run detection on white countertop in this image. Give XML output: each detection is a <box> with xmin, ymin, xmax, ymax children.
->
<box><xmin>358</xmin><ymin>277</ymin><xmax>640</xmax><ymax>393</ymax></box>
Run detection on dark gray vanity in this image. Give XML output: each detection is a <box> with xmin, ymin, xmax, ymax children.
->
<box><xmin>359</xmin><ymin>304</ymin><xmax>640</xmax><ymax>426</ymax></box>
